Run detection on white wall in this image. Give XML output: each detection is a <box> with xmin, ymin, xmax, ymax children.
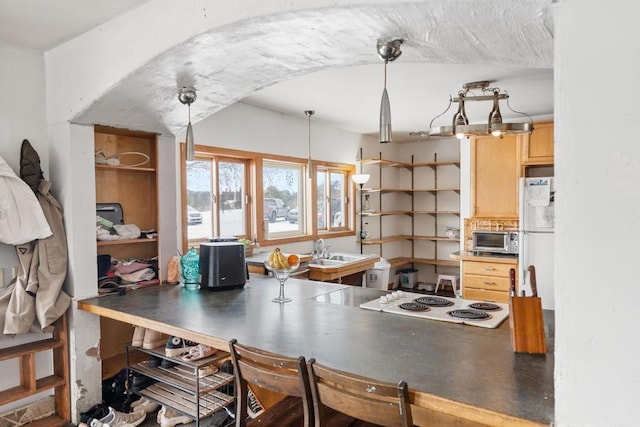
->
<box><xmin>0</xmin><ymin>41</ymin><xmax>53</xmax><ymax>411</ymax></box>
<box><xmin>554</xmin><ymin>2</ymin><xmax>640</xmax><ymax>425</ymax></box>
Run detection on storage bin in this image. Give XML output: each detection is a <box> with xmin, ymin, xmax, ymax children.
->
<box><xmin>365</xmin><ymin>258</ymin><xmax>390</xmax><ymax>289</ymax></box>
<box><xmin>399</xmin><ymin>268</ymin><xmax>418</xmax><ymax>289</ymax></box>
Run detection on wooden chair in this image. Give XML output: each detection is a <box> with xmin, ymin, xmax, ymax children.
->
<box><xmin>307</xmin><ymin>358</ymin><xmax>413</xmax><ymax>427</ymax></box>
<box><xmin>229</xmin><ymin>339</ymin><xmax>313</xmax><ymax>427</ymax></box>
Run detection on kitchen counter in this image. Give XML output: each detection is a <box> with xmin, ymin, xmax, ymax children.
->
<box><xmin>78</xmin><ymin>276</ymin><xmax>553</xmax><ymax>426</ymax></box>
<box><xmin>450</xmin><ymin>250</ymin><xmax>519</xmax><ymax>263</ymax></box>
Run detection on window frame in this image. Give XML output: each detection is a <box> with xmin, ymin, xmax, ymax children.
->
<box><xmin>181</xmin><ymin>143</ymin><xmax>356</xmax><ymax>253</ymax></box>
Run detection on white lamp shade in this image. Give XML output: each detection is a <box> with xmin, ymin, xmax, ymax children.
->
<box><xmin>352</xmin><ymin>174</ymin><xmax>370</xmax><ymax>185</ymax></box>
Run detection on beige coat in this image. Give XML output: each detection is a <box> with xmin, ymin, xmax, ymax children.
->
<box><xmin>0</xmin><ymin>141</ymin><xmax>71</xmax><ymax>334</ymax></box>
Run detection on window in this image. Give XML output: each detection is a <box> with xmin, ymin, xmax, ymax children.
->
<box><xmin>184</xmin><ymin>154</ymin><xmax>250</xmax><ymax>246</ymax></box>
<box><xmin>181</xmin><ymin>145</ymin><xmax>355</xmax><ymax>252</ymax></box>
<box><xmin>262</xmin><ymin>159</ymin><xmax>305</xmax><ymax>239</ymax></box>
<box><xmin>316</xmin><ymin>167</ymin><xmax>349</xmax><ymax>231</ymax></box>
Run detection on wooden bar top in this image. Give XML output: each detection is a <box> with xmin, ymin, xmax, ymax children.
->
<box><xmin>78</xmin><ymin>275</ymin><xmax>553</xmax><ymax>426</ymax></box>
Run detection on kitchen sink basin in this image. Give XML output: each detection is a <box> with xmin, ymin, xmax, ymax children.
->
<box><xmin>311</xmin><ymin>259</ymin><xmax>347</xmax><ymax>266</ymax></box>
<box><xmin>309</xmin><ymin>253</ymin><xmax>376</xmax><ymax>268</ymax></box>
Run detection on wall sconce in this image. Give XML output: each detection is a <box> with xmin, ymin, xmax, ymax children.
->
<box><xmin>178</xmin><ymin>86</ymin><xmax>197</xmax><ymax>160</ymax></box>
<box><xmin>377</xmin><ymin>38</ymin><xmax>403</xmax><ymax>143</ymax></box>
<box><xmin>428</xmin><ymin>81</ymin><xmax>533</xmax><ymax>140</ymax></box>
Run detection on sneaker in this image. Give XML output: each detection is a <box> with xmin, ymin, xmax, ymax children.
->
<box><xmin>165</xmin><ymin>336</ymin><xmax>198</xmax><ymax>357</ymax></box>
<box><xmin>157</xmin><ymin>405</ymin><xmax>191</xmax><ymax>427</ymax></box>
<box><xmin>131</xmin><ymin>326</ymin><xmax>145</xmax><ymax>347</ymax></box>
<box><xmin>143</xmin><ymin>330</ymin><xmax>168</xmax><ymax>349</ymax></box>
<box><xmin>130</xmin><ymin>397</ymin><xmax>160</xmax><ymax>414</ymax></box>
<box><xmin>160</xmin><ymin>358</ymin><xmax>177</xmax><ymax>369</ymax></box>
<box><xmin>147</xmin><ymin>355</ymin><xmax>162</xmax><ymax>368</ymax></box>
<box><xmin>89</xmin><ymin>406</ymin><xmax>146</xmax><ymax>427</ymax></box>
<box><xmin>130</xmin><ymin>374</ymin><xmax>155</xmax><ymax>393</ymax></box>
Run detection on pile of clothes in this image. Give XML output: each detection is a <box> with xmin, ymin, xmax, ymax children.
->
<box><xmin>98</xmin><ymin>256</ymin><xmax>159</xmax><ymax>295</ymax></box>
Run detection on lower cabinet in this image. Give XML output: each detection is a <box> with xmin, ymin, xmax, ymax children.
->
<box><xmin>127</xmin><ymin>344</ymin><xmax>235</xmax><ymax>426</ymax></box>
<box><xmin>462</xmin><ymin>259</ymin><xmax>517</xmax><ymax>303</ymax></box>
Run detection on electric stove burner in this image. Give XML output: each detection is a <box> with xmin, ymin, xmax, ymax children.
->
<box><xmin>447</xmin><ymin>309</ymin><xmax>492</xmax><ymax>320</ymax></box>
<box><xmin>399</xmin><ymin>302</ymin><xmax>430</xmax><ymax>312</ymax></box>
<box><xmin>468</xmin><ymin>302</ymin><xmax>501</xmax><ymax>311</ymax></box>
<box><xmin>414</xmin><ymin>296</ymin><xmax>454</xmax><ymax>307</ymax></box>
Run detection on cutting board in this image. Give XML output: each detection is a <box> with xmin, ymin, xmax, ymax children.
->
<box><xmin>508</xmin><ymin>267</ymin><xmax>547</xmax><ymax>354</ymax></box>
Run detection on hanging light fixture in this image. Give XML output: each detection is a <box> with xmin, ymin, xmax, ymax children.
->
<box><xmin>428</xmin><ymin>81</ymin><xmax>533</xmax><ymax>140</ymax></box>
<box><xmin>178</xmin><ymin>86</ymin><xmax>197</xmax><ymax>161</ymax></box>
<box><xmin>305</xmin><ymin>110</ymin><xmax>315</xmax><ymax>179</ymax></box>
<box><xmin>377</xmin><ymin>38</ymin><xmax>403</xmax><ymax>143</ymax></box>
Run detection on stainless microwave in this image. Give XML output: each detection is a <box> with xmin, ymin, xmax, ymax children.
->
<box><xmin>472</xmin><ymin>231</ymin><xmax>519</xmax><ymax>255</ymax></box>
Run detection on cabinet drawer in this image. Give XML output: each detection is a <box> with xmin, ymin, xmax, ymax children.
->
<box><xmin>463</xmin><ymin>274</ymin><xmax>511</xmax><ymax>292</ymax></box>
<box><xmin>463</xmin><ymin>261</ymin><xmax>514</xmax><ymax>278</ymax></box>
<box><xmin>463</xmin><ymin>288</ymin><xmax>509</xmax><ymax>303</ymax></box>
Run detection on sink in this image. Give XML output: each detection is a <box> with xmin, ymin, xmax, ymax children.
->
<box><xmin>311</xmin><ymin>259</ymin><xmax>347</xmax><ymax>266</ymax></box>
<box><xmin>309</xmin><ymin>253</ymin><xmax>375</xmax><ymax>268</ymax></box>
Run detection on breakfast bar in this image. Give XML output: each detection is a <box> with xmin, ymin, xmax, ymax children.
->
<box><xmin>78</xmin><ymin>275</ymin><xmax>554</xmax><ymax>426</ymax></box>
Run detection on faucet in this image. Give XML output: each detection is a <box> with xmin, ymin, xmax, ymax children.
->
<box><xmin>313</xmin><ymin>239</ymin><xmax>328</xmax><ymax>259</ymax></box>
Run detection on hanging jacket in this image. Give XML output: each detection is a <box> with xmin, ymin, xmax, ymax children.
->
<box><xmin>1</xmin><ymin>140</ymin><xmax>71</xmax><ymax>334</ymax></box>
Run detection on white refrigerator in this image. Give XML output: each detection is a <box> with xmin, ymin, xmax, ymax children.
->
<box><xmin>518</xmin><ymin>177</ymin><xmax>555</xmax><ymax>309</ymax></box>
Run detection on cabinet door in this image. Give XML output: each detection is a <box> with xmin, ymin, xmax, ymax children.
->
<box><xmin>522</xmin><ymin>121</ymin><xmax>554</xmax><ymax>165</ymax></box>
<box><xmin>471</xmin><ymin>134</ymin><xmax>520</xmax><ymax>218</ymax></box>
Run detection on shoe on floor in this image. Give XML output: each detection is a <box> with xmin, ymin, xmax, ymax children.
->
<box><xmin>165</xmin><ymin>336</ymin><xmax>198</xmax><ymax>357</ymax></box>
<box><xmin>89</xmin><ymin>406</ymin><xmax>146</xmax><ymax>427</ymax></box>
<box><xmin>131</xmin><ymin>326</ymin><xmax>146</xmax><ymax>347</ymax></box>
<box><xmin>143</xmin><ymin>329</ymin><xmax>168</xmax><ymax>349</ymax></box>
<box><xmin>130</xmin><ymin>397</ymin><xmax>160</xmax><ymax>414</ymax></box>
<box><xmin>157</xmin><ymin>405</ymin><xmax>192</xmax><ymax>427</ymax></box>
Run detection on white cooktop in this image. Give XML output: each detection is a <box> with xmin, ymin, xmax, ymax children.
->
<box><xmin>359</xmin><ymin>291</ymin><xmax>509</xmax><ymax>329</ymax></box>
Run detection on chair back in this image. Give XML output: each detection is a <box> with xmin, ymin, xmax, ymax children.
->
<box><xmin>307</xmin><ymin>358</ymin><xmax>413</xmax><ymax>427</ymax></box>
<box><xmin>229</xmin><ymin>339</ymin><xmax>313</xmax><ymax>426</ymax></box>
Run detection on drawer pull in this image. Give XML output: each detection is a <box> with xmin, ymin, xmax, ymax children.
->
<box><xmin>484</xmin><ymin>267</ymin><xmax>496</xmax><ymax>271</ymax></box>
<box><xmin>483</xmin><ymin>281</ymin><xmax>497</xmax><ymax>286</ymax></box>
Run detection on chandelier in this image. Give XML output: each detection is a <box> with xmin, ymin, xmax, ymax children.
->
<box><xmin>428</xmin><ymin>81</ymin><xmax>533</xmax><ymax>139</ymax></box>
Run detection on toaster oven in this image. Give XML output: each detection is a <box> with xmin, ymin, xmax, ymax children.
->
<box><xmin>472</xmin><ymin>231</ymin><xmax>519</xmax><ymax>255</ymax></box>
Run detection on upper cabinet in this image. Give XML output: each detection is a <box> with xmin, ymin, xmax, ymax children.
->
<box><xmin>521</xmin><ymin>121</ymin><xmax>554</xmax><ymax>166</ymax></box>
<box><xmin>471</xmin><ymin>134</ymin><xmax>521</xmax><ymax>218</ymax></box>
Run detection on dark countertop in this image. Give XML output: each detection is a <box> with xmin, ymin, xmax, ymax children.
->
<box><xmin>78</xmin><ymin>275</ymin><xmax>554</xmax><ymax>426</ymax></box>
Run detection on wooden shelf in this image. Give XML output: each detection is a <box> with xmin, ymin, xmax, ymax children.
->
<box><xmin>388</xmin><ymin>257</ymin><xmax>459</xmax><ymax>268</ymax></box>
<box><xmin>363</xmin><ymin>187</ymin><xmax>460</xmax><ymax>194</ymax></box>
<box><xmin>362</xmin><ymin>235</ymin><xmax>410</xmax><ymax>245</ymax></box>
<box><xmin>97</xmin><ymin>237</ymin><xmax>158</xmax><ymax>247</ymax></box>
<box><xmin>361</xmin><ymin>210</ymin><xmax>413</xmax><ymax>217</ymax></box>
<box><xmin>410</xmin><ymin>235</ymin><xmax>460</xmax><ymax>242</ymax></box>
<box><xmin>361</xmin><ymin>158</ymin><xmax>460</xmax><ymax>169</ymax></box>
<box><xmin>412</xmin><ymin>210</ymin><xmax>460</xmax><ymax>216</ymax></box>
<box><xmin>95</xmin><ymin>164</ymin><xmax>156</xmax><ymax>173</ymax></box>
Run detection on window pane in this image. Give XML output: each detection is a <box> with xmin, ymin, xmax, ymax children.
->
<box><xmin>316</xmin><ymin>171</ymin><xmax>326</xmax><ymax>229</ymax></box>
<box><xmin>186</xmin><ymin>160</ymin><xmax>212</xmax><ymax>240</ymax></box>
<box><xmin>330</xmin><ymin>172</ymin><xmax>345</xmax><ymax>227</ymax></box>
<box><xmin>219</xmin><ymin>160</ymin><xmax>246</xmax><ymax>237</ymax></box>
<box><xmin>263</xmin><ymin>160</ymin><xmax>303</xmax><ymax>237</ymax></box>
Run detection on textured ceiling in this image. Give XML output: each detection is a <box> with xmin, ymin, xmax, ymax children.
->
<box><xmin>72</xmin><ymin>1</ymin><xmax>554</xmax><ymax>140</ymax></box>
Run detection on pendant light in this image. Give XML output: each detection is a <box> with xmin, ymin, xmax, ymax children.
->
<box><xmin>377</xmin><ymin>39</ymin><xmax>403</xmax><ymax>143</ymax></box>
<box><xmin>305</xmin><ymin>110</ymin><xmax>314</xmax><ymax>179</ymax></box>
<box><xmin>178</xmin><ymin>87</ymin><xmax>197</xmax><ymax>161</ymax></box>
<box><xmin>427</xmin><ymin>81</ymin><xmax>533</xmax><ymax>139</ymax></box>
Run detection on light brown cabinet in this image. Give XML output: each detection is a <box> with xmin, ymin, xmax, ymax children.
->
<box><xmin>522</xmin><ymin>121</ymin><xmax>554</xmax><ymax>165</ymax></box>
<box><xmin>462</xmin><ymin>259</ymin><xmax>517</xmax><ymax>303</ymax></box>
<box><xmin>94</xmin><ymin>125</ymin><xmax>160</xmax><ymax>378</ymax></box>
<box><xmin>471</xmin><ymin>134</ymin><xmax>521</xmax><ymax>218</ymax></box>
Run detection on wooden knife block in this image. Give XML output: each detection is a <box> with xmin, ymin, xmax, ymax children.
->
<box><xmin>508</xmin><ymin>296</ymin><xmax>547</xmax><ymax>354</ymax></box>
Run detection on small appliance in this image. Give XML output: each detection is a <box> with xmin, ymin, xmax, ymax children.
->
<box><xmin>199</xmin><ymin>241</ymin><xmax>247</xmax><ymax>291</ymax></box>
<box><xmin>472</xmin><ymin>230</ymin><xmax>519</xmax><ymax>255</ymax></box>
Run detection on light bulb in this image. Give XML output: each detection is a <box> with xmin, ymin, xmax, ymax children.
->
<box><xmin>456</xmin><ymin>132</ymin><xmax>466</xmax><ymax>140</ymax></box>
<box><xmin>491</xmin><ymin>129</ymin><xmax>503</xmax><ymax>137</ymax></box>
